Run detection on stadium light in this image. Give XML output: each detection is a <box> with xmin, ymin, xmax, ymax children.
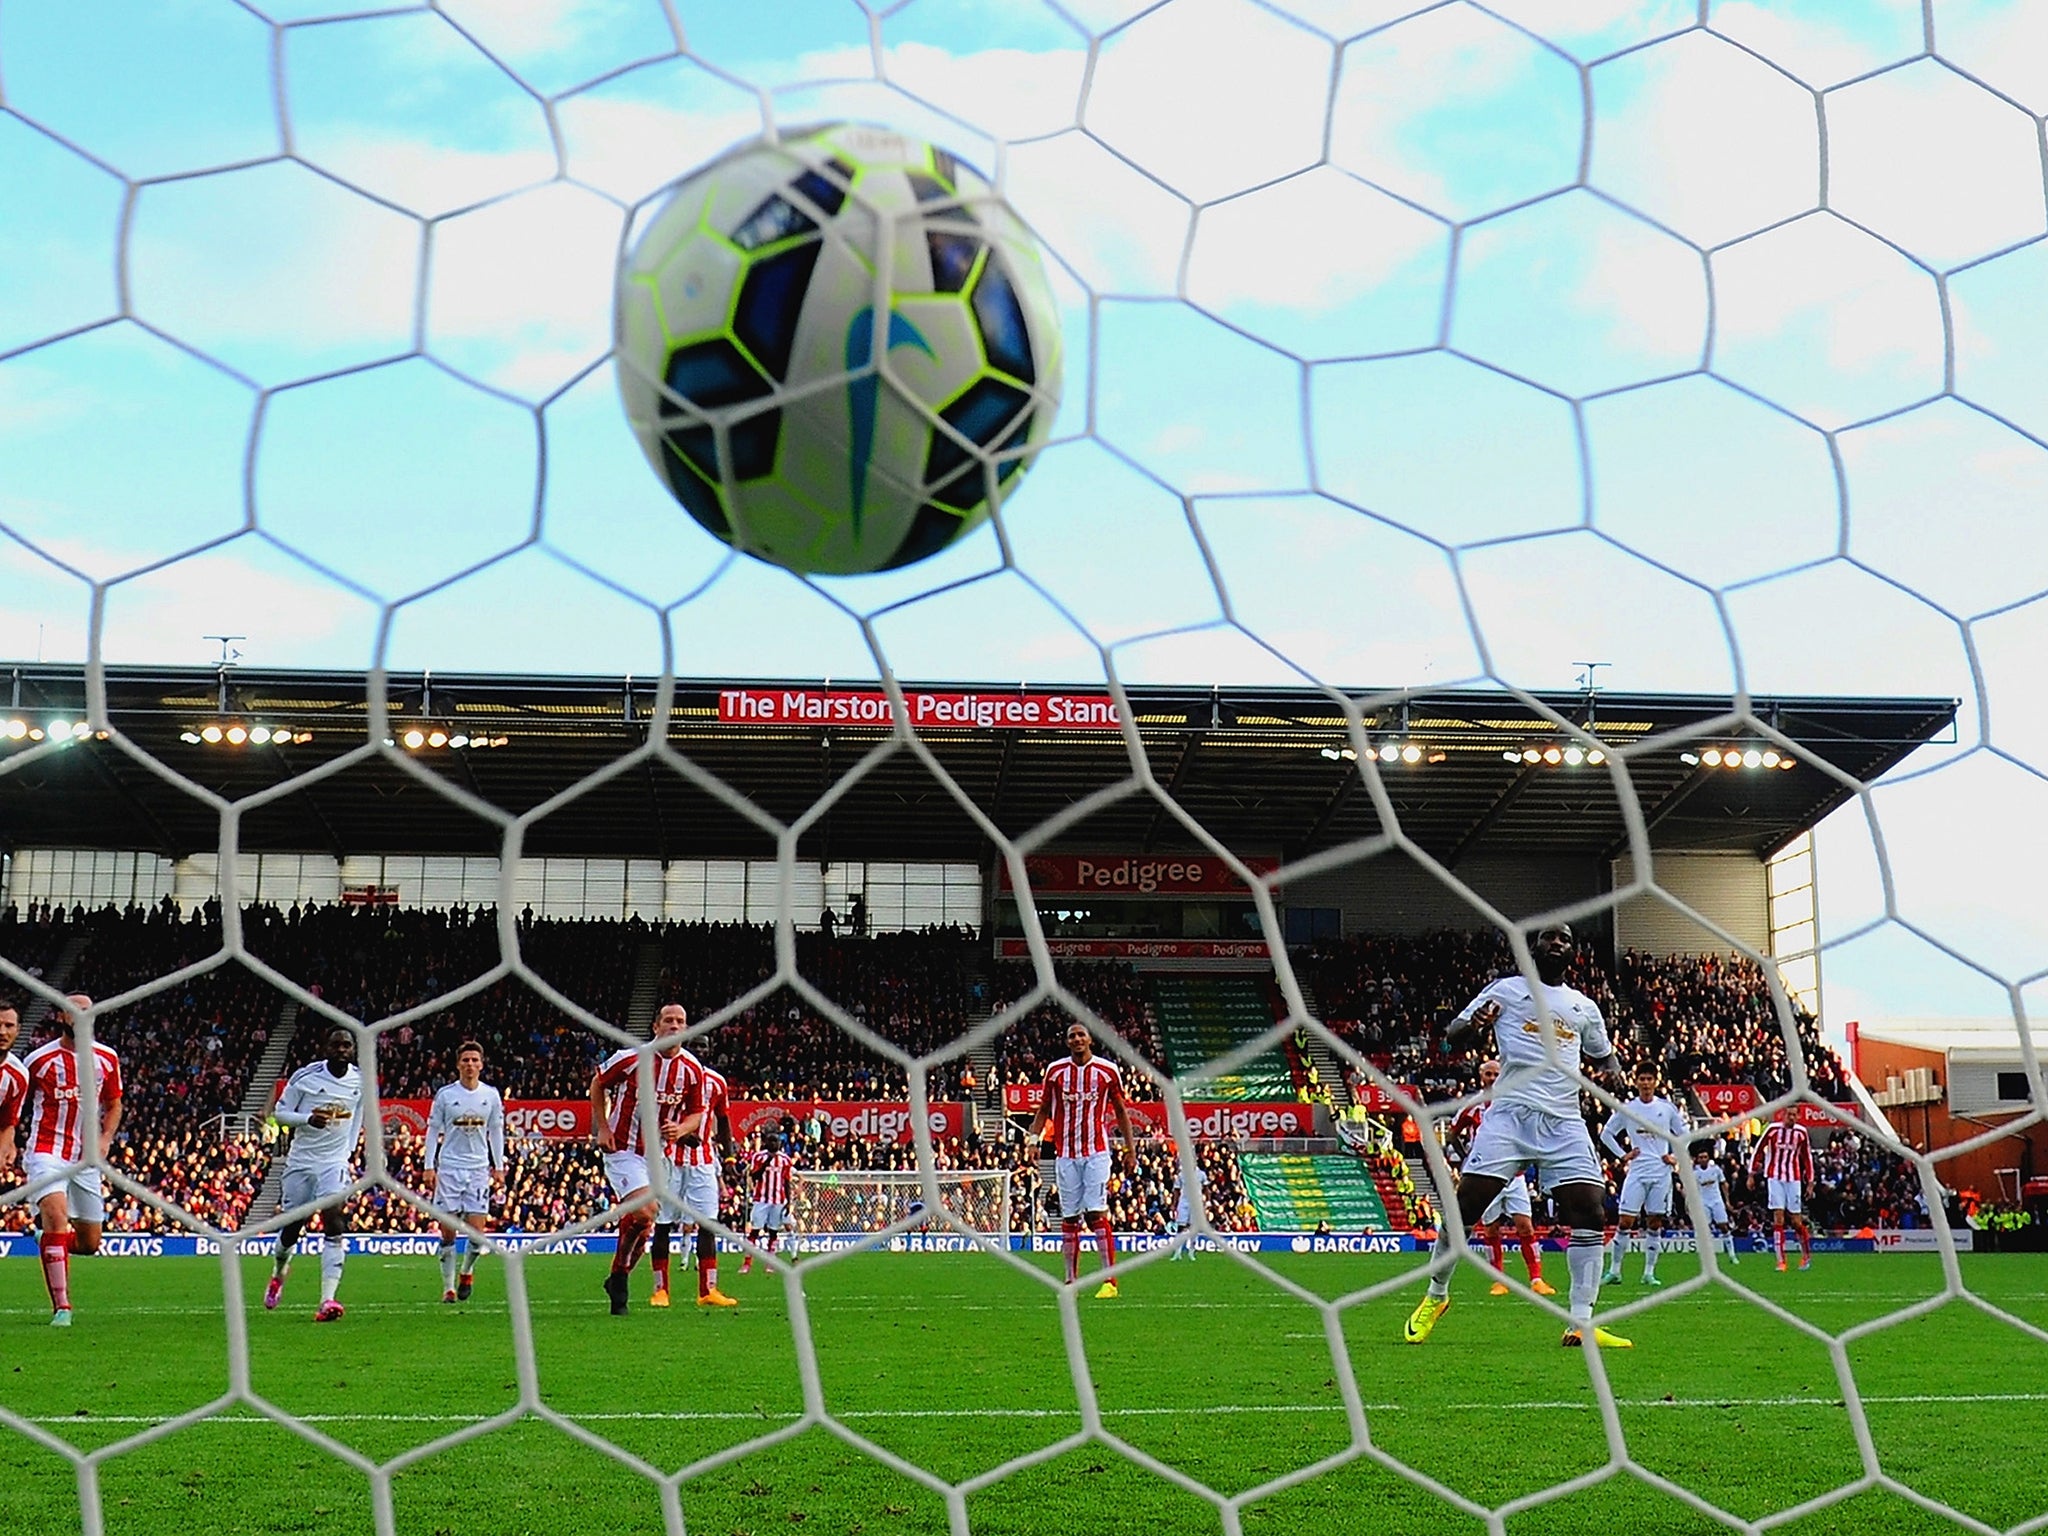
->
<box><xmin>402</xmin><ymin>729</ymin><xmax>427</xmax><ymax>749</ymax></box>
<box><xmin>428</xmin><ymin>730</ymin><xmax>448</xmax><ymax>748</ymax></box>
<box><xmin>179</xmin><ymin>731</ymin><xmax>202</xmax><ymax>744</ymax></box>
<box><xmin>448</xmin><ymin>734</ymin><xmax>469</xmax><ymax>749</ymax></box>
<box><xmin>200</xmin><ymin>724</ymin><xmax>223</xmax><ymax>743</ymax></box>
<box><xmin>26</xmin><ymin>728</ymin><xmax>44</xmax><ymax>741</ymax></box>
<box><xmin>1319</xmin><ymin>746</ymin><xmax>1342</xmax><ymax>761</ymax></box>
<box><xmin>249</xmin><ymin>725</ymin><xmax>272</xmax><ymax>744</ymax></box>
<box><xmin>1700</xmin><ymin>748</ymin><xmax>1722</xmax><ymax>767</ymax></box>
<box><xmin>1377</xmin><ymin>742</ymin><xmax>1399</xmax><ymax>763</ymax></box>
<box><xmin>225</xmin><ymin>725</ymin><xmax>248</xmax><ymax>745</ymax></box>
<box><xmin>1542</xmin><ymin>746</ymin><xmax>1563</xmax><ymax>765</ymax></box>
<box><xmin>47</xmin><ymin>719</ymin><xmax>72</xmax><ymax>739</ymax></box>
<box><xmin>3</xmin><ymin>719</ymin><xmax>25</xmax><ymax>740</ymax></box>
<box><xmin>1741</xmin><ymin>748</ymin><xmax>1763</xmax><ymax>768</ymax></box>
<box><xmin>1586</xmin><ymin>749</ymin><xmax>1606</xmax><ymax>766</ymax></box>
<box><xmin>1680</xmin><ymin>751</ymin><xmax>1699</xmax><ymax>766</ymax></box>
<box><xmin>1761</xmin><ymin>749</ymin><xmax>1781</xmax><ymax>767</ymax></box>
<box><xmin>1723</xmin><ymin>751</ymin><xmax>1743</xmax><ymax>770</ymax></box>
<box><xmin>1562</xmin><ymin>745</ymin><xmax>1584</xmax><ymax>766</ymax></box>
<box><xmin>1521</xmin><ymin>747</ymin><xmax>1541</xmax><ymax>764</ymax></box>
<box><xmin>1778</xmin><ymin>755</ymin><xmax>1797</xmax><ymax>769</ymax></box>
<box><xmin>1400</xmin><ymin>743</ymin><xmax>1423</xmax><ymax>764</ymax></box>
<box><xmin>1502</xmin><ymin>750</ymin><xmax>1521</xmax><ymax>763</ymax></box>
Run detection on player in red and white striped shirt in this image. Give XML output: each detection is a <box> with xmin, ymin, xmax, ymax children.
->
<box><xmin>741</xmin><ymin>1130</ymin><xmax>797</xmax><ymax>1276</ymax></box>
<box><xmin>1450</xmin><ymin>1061</ymin><xmax>1552</xmax><ymax>1296</ymax></box>
<box><xmin>1750</xmin><ymin>1109</ymin><xmax>1816</xmax><ymax>1271</ymax></box>
<box><xmin>0</xmin><ymin>1001</ymin><xmax>28</xmax><ymax>1180</ymax></box>
<box><xmin>590</xmin><ymin>1004</ymin><xmax>702</xmax><ymax>1315</ymax></box>
<box><xmin>1029</xmin><ymin>1022</ymin><xmax>1136</xmax><ymax>1297</ymax></box>
<box><xmin>655</xmin><ymin>1051</ymin><xmax>736</xmax><ymax>1308</ymax></box>
<box><xmin>20</xmin><ymin>995</ymin><xmax>123</xmax><ymax>1326</ymax></box>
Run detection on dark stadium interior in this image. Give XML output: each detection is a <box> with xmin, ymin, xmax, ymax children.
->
<box><xmin>0</xmin><ymin>666</ymin><xmax>1955</xmax><ymax>864</ymax></box>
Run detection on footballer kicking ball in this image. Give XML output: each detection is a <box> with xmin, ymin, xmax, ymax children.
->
<box><xmin>616</xmin><ymin>122</ymin><xmax>1064</xmax><ymax>577</ymax></box>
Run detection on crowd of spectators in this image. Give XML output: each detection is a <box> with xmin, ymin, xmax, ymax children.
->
<box><xmin>987</xmin><ymin>961</ymin><xmax>1166</xmax><ymax>1100</ymax></box>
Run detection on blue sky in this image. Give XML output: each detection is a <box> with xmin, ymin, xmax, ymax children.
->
<box><xmin>4</xmin><ymin>0</ymin><xmax>2048</xmax><ymax>1031</ymax></box>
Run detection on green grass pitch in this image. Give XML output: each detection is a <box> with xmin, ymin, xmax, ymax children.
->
<box><xmin>0</xmin><ymin>1249</ymin><xmax>2043</xmax><ymax>1535</ymax></box>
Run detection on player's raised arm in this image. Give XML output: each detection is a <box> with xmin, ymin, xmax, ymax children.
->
<box><xmin>273</xmin><ymin>1072</ymin><xmax>321</xmax><ymax>1129</ymax></box>
<box><xmin>1442</xmin><ymin>988</ymin><xmax>1502</xmax><ymax>1052</ymax></box>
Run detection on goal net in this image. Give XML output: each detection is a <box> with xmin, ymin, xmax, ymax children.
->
<box><xmin>789</xmin><ymin>1169</ymin><xmax>1013</xmax><ymax>1248</ymax></box>
<box><xmin>2</xmin><ymin>2</ymin><xmax>2043</xmax><ymax>1535</ymax></box>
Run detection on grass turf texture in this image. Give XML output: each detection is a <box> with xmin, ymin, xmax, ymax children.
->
<box><xmin>0</xmin><ymin>1251</ymin><xmax>2043</xmax><ymax>1535</ymax></box>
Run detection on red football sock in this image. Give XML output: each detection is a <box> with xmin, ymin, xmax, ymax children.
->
<box><xmin>613</xmin><ymin>1212</ymin><xmax>651</xmax><ymax>1274</ymax></box>
<box><xmin>1798</xmin><ymin>1227</ymin><xmax>1811</xmax><ymax>1259</ymax></box>
<box><xmin>1521</xmin><ymin>1235</ymin><xmax>1543</xmax><ymax>1281</ymax></box>
<box><xmin>1061</xmin><ymin>1219</ymin><xmax>1082</xmax><ymax>1283</ymax></box>
<box><xmin>1486</xmin><ymin>1228</ymin><xmax>1505</xmax><ymax>1272</ymax></box>
<box><xmin>699</xmin><ymin>1230</ymin><xmax>718</xmax><ymax>1297</ymax></box>
<box><xmin>1094</xmin><ymin>1217</ymin><xmax>1116</xmax><ymax>1278</ymax></box>
<box><xmin>40</xmin><ymin>1232</ymin><xmax>71</xmax><ymax>1312</ymax></box>
<box><xmin>653</xmin><ymin>1255</ymin><xmax>670</xmax><ymax>1290</ymax></box>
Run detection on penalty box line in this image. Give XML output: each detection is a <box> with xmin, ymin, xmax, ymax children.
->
<box><xmin>35</xmin><ymin>1393</ymin><xmax>2048</xmax><ymax>1428</ymax></box>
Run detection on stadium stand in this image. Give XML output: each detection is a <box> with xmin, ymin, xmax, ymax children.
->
<box><xmin>1239</xmin><ymin>1153</ymin><xmax>1389</xmax><ymax>1232</ymax></box>
<box><xmin>1151</xmin><ymin>975</ymin><xmax>1293</xmax><ymax>1101</ymax></box>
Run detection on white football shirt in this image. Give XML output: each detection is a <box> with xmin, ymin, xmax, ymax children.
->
<box><xmin>275</xmin><ymin>1061</ymin><xmax>364</xmax><ymax>1175</ymax></box>
<box><xmin>1455</xmin><ymin>976</ymin><xmax>1613</xmax><ymax>1120</ymax></box>
<box><xmin>1695</xmin><ymin>1161</ymin><xmax>1726</xmax><ymax>1195</ymax></box>
<box><xmin>1601</xmin><ymin>1095</ymin><xmax>1689</xmax><ymax>1161</ymax></box>
<box><xmin>425</xmin><ymin>1081</ymin><xmax>505</xmax><ymax>1173</ymax></box>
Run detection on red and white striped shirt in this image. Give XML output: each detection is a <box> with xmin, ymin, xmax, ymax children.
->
<box><xmin>678</xmin><ymin>1064</ymin><xmax>728</xmax><ymax>1167</ymax></box>
<box><xmin>1041</xmin><ymin>1054</ymin><xmax>1127</xmax><ymax>1159</ymax></box>
<box><xmin>1751</xmin><ymin>1121</ymin><xmax>1815</xmax><ymax>1184</ymax></box>
<box><xmin>595</xmin><ymin>1046</ymin><xmax>700</xmax><ymax>1157</ymax></box>
<box><xmin>21</xmin><ymin>1037</ymin><xmax>123</xmax><ymax>1161</ymax></box>
<box><xmin>0</xmin><ymin>1054</ymin><xmax>28</xmax><ymax>1134</ymax></box>
<box><xmin>749</xmin><ymin>1148</ymin><xmax>795</xmax><ymax>1205</ymax></box>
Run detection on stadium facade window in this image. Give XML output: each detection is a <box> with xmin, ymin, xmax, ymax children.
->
<box><xmin>3</xmin><ymin>847</ymin><xmax>980</xmax><ymax>932</ymax></box>
<box><xmin>1767</xmin><ymin>832</ymin><xmax>1821</xmax><ymax>1019</ymax></box>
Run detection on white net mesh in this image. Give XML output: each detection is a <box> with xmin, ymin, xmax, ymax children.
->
<box><xmin>790</xmin><ymin>1168</ymin><xmax>1013</xmax><ymax>1246</ymax></box>
<box><xmin>3</xmin><ymin>0</ymin><xmax>2048</xmax><ymax>1533</ymax></box>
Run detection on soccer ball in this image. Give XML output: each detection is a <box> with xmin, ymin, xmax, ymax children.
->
<box><xmin>616</xmin><ymin>123</ymin><xmax>1063</xmax><ymax>577</ymax></box>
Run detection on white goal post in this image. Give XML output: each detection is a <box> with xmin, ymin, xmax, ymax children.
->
<box><xmin>790</xmin><ymin>1169</ymin><xmax>1013</xmax><ymax>1247</ymax></box>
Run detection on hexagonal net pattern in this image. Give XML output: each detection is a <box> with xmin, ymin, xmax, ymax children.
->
<box><xmin>2</xmin><ymin>1</ymin><xmax>2048</xmax><ymax>1533</ymax></box>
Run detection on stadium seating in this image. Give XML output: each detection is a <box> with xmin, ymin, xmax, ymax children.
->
<box><xmin>1238</xmin><ymin>1153</ymin><xmax>1389</xmax><ymax>1232</ymax></box>
<box><xmin>1150</xmin><ymin>975</ymin><xmax>1294</xmax><ymax>1101</ymax></box>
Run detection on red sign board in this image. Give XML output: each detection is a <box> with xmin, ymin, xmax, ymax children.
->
<box><xmin>994</xmin><ymin>938</ymin><xmax>1273</xmax><ymax>960</ymax></box>
<box><xmin>1000</xmin><ymin>1085</ymin><xmax>1315</xmax><ymax>1138</ymax></box>
<box><xmin>378</xmin><ymin>1099</ymin><xmax>592</xmax><ymax>1140</ymax></box>
<box><xmin>1696</xmin><ymin>1084</ymin><xmax>1761</xmax><ymax>1118</ymax></box>
<box><xmin>1000</xmin><ymin>854</ymin><xmax>1281</xmax><ymax>897</ymax></box>
<box><xmin>1349</xmin><ymin>1081</ymin><xmax>1419</xmax><ymax>1115</ymax></box>
<box><xmin>727</xmin><ymin>1100</ymin><xmax>966</xmax><ymax>1144</ymax></box>
<box><xmin>719</xmin><ymin>688</ymin><xmax>1121</xmax><ymax>731</ymax></box>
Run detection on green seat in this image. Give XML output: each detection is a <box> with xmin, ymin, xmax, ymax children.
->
<box><xmin>1240</xmin><ymin>1154</ymin><xmax>1392</xmax><ymax>1231</ymax></box>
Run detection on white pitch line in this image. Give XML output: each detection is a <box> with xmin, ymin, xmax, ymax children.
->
<box><xmin>29</xmin><ymin>1392</ymin><xmax>2048</xmax><ymax>1430</ymax></box>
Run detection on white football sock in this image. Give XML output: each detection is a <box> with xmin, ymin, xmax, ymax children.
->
<box><xmin>1568</xmin><ymin>1231</ymin><xmax>1603</xmax><ymax>1323</ymax></box>
<box><xmin>439</xmin><ymin>1242</ymin><xmax>457</xmax><ymax>1290</ymax></box>
<box><xmin>320</xmin><ymin>1237</ymin><xmax>346</xmax><ymax>1303</ymax></box>
<box><xmin>1642</xmin><ymin>1229</ymin><xmax>1661</xmax><ymax>1277</ymax></box>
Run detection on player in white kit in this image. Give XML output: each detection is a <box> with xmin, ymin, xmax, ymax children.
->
<box><xmin>1691</xmin><ymin>1148</ymin><xmax>1739</xmax><ymax>1264</ymax></box>
<box><xmin>266</xmin><ymin>1026</ymin><xmax>366</xmax><ymax>1322</ymax></box>
<box><xmin>1405</xmin><ymin>925</ymin><xmax>1634</xmax><ymax>1350</ymax></box>
<box><xmin>1599</xmin><ymin>1064</ymin><xmax>1690</xmax><ymax>1286</ymax></box>
<box><xmin>423</xmin><ymin>1041</ymin><xmax>506</xmax><ymax>1303</ymax></box>
<box><xmin>1170</xmin><ymin>1145</ymin><xmax>1204</xmax><ymax>1260</ymax></box>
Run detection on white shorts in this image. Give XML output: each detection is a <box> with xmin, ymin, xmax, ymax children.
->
<box><xmin>1464</xmin><ymin>1103</ymin><xmax>1604</xmax><ymax>1189</ymax></box>
<box><xmin>280</xmin><ymin>1163</ymin><xmax>351</xmax><ymax>1216</ymax></box>
<box><xmin>1619</xmin><ymin>1163</ymin><xmax>1674</xmax><ymax>1217</ymax></box>
<box><xmin>1056</xmin><ymin>1151</ymin><xmax>1112</xmax><ymax>1219</ymax></box>
<box><xmin>750</xmin><ymin>1201</ymin><xmax>788</xmax><ymax>1231</ymax></box>
<box><xmin>604</xmin><ymin>1151</ymin><xmax>652</xmax><ymax>1203</ymax></box>
<box><xmin>1481</xmin><ymin>1173</ymin><xmax>1532</xmax><ymax>1225</ymax></box>
<box><xmin>21</xmin><ymin>1152</ymin><xmax>104</xmax><ymax>1225</ymax></box>
<box><xmin>1767</xmin><ymin>1178</ymin><xmax>1803</xmax><ymax>1215</ymax></box>
<box><xmin>434</xmin><ymin>1168</ymin><xmax>494</xmax><ymax>1218</ymax></box>
<box><xmin>1173</xmin><ymin>1193</ymin><xmax>1192</xmax><ymax>1226</ymax></box>
<box><xmin>671</xmin><ymin>1160</ymin><xmax>719</xmax><ymax>1224</ymax></box>
<box><xmin>1700</xmin><ymin>1195</ymin><xmax>1730</xmax><ymax>1227</ymax></box>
